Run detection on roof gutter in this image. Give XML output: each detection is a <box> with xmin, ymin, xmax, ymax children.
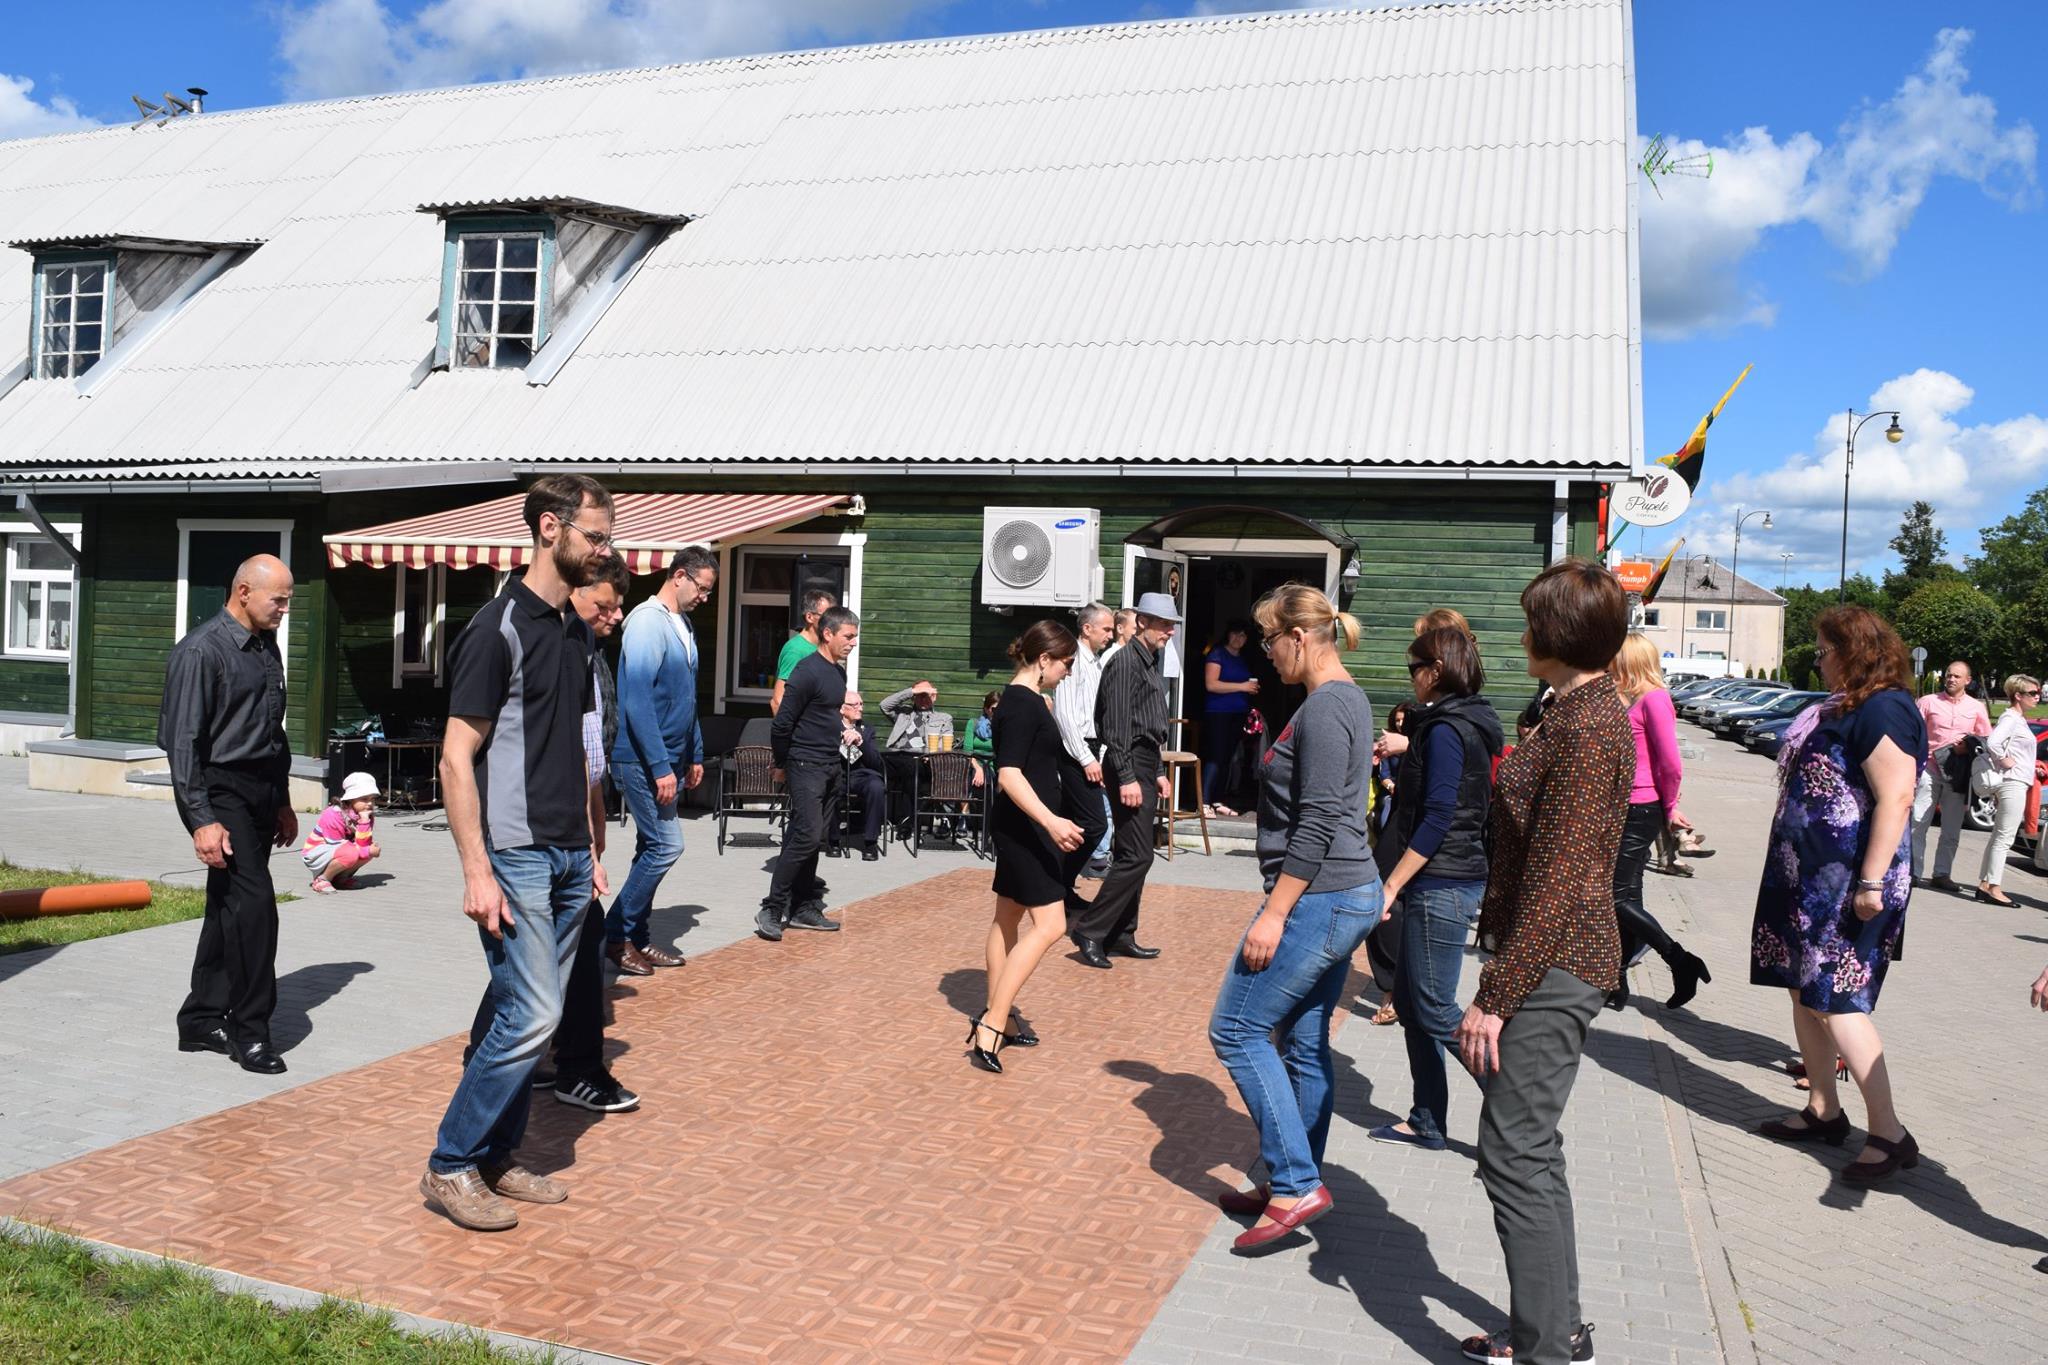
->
<box><xmin>0</xmin><ymin>477</ymin><xmax>322</xmax><ymax>495</ymax></box>
<box><xmin>13</xmin><ymin>494</ymin><xmax>82</xmax><ymax>567</ymax></box>
<box><xmin>512</xmin><ymin>461</ymin><xmax>1628</xmax><ymax>483</ymax></box>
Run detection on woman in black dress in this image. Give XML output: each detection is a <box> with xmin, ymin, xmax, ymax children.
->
<box><xmin>968</xmin><ymin>619</ymin><xmax>1087</xmax><ymax>1074</ymax></box>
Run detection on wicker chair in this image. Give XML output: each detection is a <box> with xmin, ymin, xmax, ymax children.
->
<box><xmin>714</xmin><ymin>745</ymin><xmax>786</xmax><ymax>853</ymax></box>
<box><xmin>912</xmin><ymin>751</ymin><xmax>989</xmax><ymax>858</ymax></box>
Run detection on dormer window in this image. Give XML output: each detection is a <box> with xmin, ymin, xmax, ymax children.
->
<box><xmin>454</xmin><ymin>230</ymin><xmax>547</xmax><ymax>368</ymax></box>
<box><xmin>35</xmin><ymin>258</ymin><xmax>111</xmax><ymax>378</ymax></box>
<box><xmin>422</xmin><ymin>198</ymin><xmax>684</xmax><ymax>380</ymax></box>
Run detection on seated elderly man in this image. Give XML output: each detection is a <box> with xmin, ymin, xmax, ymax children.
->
<box><xmin>880</xmin><ymin>679</ymin><xmax>962</xmax><ymax>831</ymax></box>
<box><xmin>826</xmin><ymin>691</ymin><xmax>886</xmax><ymax>862</ymax></box>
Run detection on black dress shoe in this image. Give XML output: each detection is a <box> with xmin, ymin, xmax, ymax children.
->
<box><xmin>862</xmin><ymin>844</ymin><xmax>880</xmax><ymax>861</ymax></box>
<box><xmin>228</xmin><ymin>1039</ymin><xmax>288</xmax><ymax>1075</ymax></box>
<box><xmin>178</xmin><ymin>1026</ymin><xmax>232</xmax><ymax>1056</ymax></box>
<box><xmin>1758</xmin><ymin>1107</ymin><xmax>1848</xmax><ymax>1146</ymax></box>
<box><xmin>1072</xmin><ymin>936</ymin><xmax>1113</xmax><ymax>969</ymax></box>
<box><xmin>1107</xmin><ymin>937</ymin><xmax>1161</xmax><ymax>960</ymax></box>
<box><xmin>824</xmin><ymin>844</ymin><xmax>846</xmax><ymax>858</ymax></box>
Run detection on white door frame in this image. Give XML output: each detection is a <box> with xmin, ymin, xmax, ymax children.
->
<box><xmin>175</xmin><ymin>518</ymin><xmax>295</xmax><ymax>673</ymax></box>
<box><xmin>714</xmin><ymin>530</ymin><xmax>867</xmax><ymax>715</ymax></box>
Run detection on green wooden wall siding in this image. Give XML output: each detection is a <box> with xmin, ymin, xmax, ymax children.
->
<box><xmin>0</xmin><ymin>658</ymin><xmax>67</xmax><ymax>713</ymax></box>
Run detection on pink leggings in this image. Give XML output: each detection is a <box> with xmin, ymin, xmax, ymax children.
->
<box><xmin>323</xmin><ymin>842</ymin><xmax>374</xmax><ymax>882</ymax></box>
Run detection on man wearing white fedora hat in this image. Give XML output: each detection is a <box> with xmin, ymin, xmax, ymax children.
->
<box><xmin>1069</xmin><ymin>591</ymin><xmax>1178</xmax><ymax>968</ymax></box>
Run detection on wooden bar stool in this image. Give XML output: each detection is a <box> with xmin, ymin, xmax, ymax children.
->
<box><xmin>1155</xmin><ymin>718</ymin><xmax>1211</xmax><ymax>857</ymax></box>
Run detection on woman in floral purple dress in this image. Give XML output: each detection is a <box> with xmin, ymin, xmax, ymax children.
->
<box><xmin>1751</xmin><ymin>606</ymin><xmax>1925</xmax><ymax>1183</ymax></box>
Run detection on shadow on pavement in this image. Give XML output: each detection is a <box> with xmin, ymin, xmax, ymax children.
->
<box><xmin>0</xmin><ymin>940</ymin><xmax>66</xmax><ymax>986</ymax></box>
<box><xmin>1309</xmin><ymin>1161</ymin><xmax>1505</xmax><ymax>1358</ymax></box>
<box><xmin>272</xmin><ymin>961</ymin><xmax>374</xmax><ymax>1051</ymax></box>
<box><xmin>1103</xmin><ymin>1059</ymin><xmax>1247</xmax><ymax>1208</ymax></box>
<box><xmin>1819</xmin><ymin>1154</ymin><xmax>2048</xmax><ymax>1253</ymax></box>
<box><xmin>648</xmin><ymin>901</ymin><xmax>710</xmax><ymax>955</ymax></box>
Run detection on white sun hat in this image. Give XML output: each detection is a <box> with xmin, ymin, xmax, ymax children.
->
<box><xmin>338</xmin><ymin>771</ymin><xmax>382</xmax><ymax>803</ymax></box>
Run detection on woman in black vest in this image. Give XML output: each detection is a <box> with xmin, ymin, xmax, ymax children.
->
<box><xmin>1369</xmin><ymin>624</ymin><xmax>1503</xmax><ymax>1152</ymax></box>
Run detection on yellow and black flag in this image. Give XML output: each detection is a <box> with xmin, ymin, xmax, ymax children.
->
<box><xmin>1640</xmin><ymin>537</ymin><xmax>1685</xmax><ymax>606</ymax></box>
<box><xmin>1658</xmin><ymin>364</ymin><xmax>1753</xmax><ymax>492</ymax></box>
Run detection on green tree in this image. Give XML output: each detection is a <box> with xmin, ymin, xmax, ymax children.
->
<box><xmin>1969</xmin><ymin>484</ymin><xmax>2048</xmax><ymax>606</ymax></box>
<box><xmin>1785</xmin><ymin>642</ymin><xmax>1818</xmax><ymax>690</ymax></box>
<box><xmin>1882</xmin><ymin>500</ymin><xmax>1960</xmax><ymax>612</ymax></box>
<box><xmin>1782</xmin><ymin>575</ymin><xmax>1886</xmax><ymax>653</ymax></box>
<box><xmin>1894</xmin><ymin>579</ymin><xmax>2005</xmax><ymax>675</ymax></box>
<box><xmin>2004</xmin><ymin>577</ymin><xmax>2048</xmax><ymax>677</ymax></box>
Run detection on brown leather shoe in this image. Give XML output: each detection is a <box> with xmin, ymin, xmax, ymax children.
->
<box><xmin>479</xmin><ymin>1160</ymin><xmax>568</xmax><ymax>1204</ymax></box>
<box><xmin>606</xmin><ymin>941</ymin><xmax>655</xmax><ymax>976</ymax></box>
<box><xmin>420</xmin><ymin>1166</ymin><xmax>519</xmax><ymax>1231</ymax></box>
<box><xmin>637</xmin><ymin>942</ymin><xmax>686</xmax><ymax>969</ymax></box>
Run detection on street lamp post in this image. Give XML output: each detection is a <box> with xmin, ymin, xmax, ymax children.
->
<box><xmin>1731</xmin><ymin>507</ymin><xmax>1772</xmax><ymax>673</ymax></box>
<box><xmin>1839</xmin><ymin>408</ymin><xmax>1905</xmax><ymax>598</ymax></box>
<box><xmin>1676</xmin><ymin>553</ymin><xmax>1711</xmax><ymax>662</ymax></box>
<box><xmin>1777</xmin><ymin>551</ymin><xmax>1794</xmax><ymax>590</ymax></box>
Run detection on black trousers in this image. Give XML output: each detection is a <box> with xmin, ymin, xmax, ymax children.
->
<box><xmin>465</xmin><ymin>895</ymin><xmax>606</xmax><ymax>1080</ymax></box>
<box><xmin>829</xmin><ymin>766</ymin><xmax>886</xmax><ymax>848</ymax></box>
<box><xmin>177</xmin><ymin>763</ymin><xmax>287</xmax><ymax>1048</ymax></box>
<box><xmin>1071</xmin><ymin>744</ymin><xmax>1159</xmax><ymax>946</ymax></box>
<box><xmin>883</xmin><ymin>751</ymin><xmax>921</xmax><ymax>826</ymax></box>
<box><xmin>1056</xmin><ymin>753</ymin><xmax>1110</xmax><ymax>890</ymax></box>
<box><xmin>1613</xmin><ymin>803</ymin><xmax>1678</xmax><ymax>965</ymax></box>
<box><xmin>766</xmin><ymin>759</ymin><xmax>834</xmax><ymax>913</ymax></box>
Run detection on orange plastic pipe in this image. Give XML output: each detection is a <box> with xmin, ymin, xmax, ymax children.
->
<box><xmin>0</xmin><ymin>881</ymin><xmax>154</xmax><ymax>919</ymax></box>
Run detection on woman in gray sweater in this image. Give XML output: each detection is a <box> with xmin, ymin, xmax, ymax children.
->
<box><xmin>1210</xmin><ymin>583</ymin><xmax>1383</xmax><ymax>1254</ymax></box>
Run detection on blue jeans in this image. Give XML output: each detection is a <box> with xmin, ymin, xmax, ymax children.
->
<box><xmin>1209</xmin><ymin>881</ymin><xmax>1385</xmax><ymax>1197</ymax></box>
<box><xmin>1393</xmin><ymin>880</ymin><xmax>1485</xmax><ymax>1142</ymax></box>
<box><xmin>431</xmin><ymin>845</ymin><xmax>592</xmax><ymax>1173</ymax></box>
<box><xmin>606</xmin><ymin>759</ymin><xmax>681</xmax><ymax>947</ymax></box>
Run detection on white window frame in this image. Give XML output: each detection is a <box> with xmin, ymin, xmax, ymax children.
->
<box><xmin>392</xmin><ymin>563</ymin><xmax>448</xmax><ymax>687</ymax></box>
<box><xmin>716</xmin><ymin>531</ymin><xmax>866</xmax><ymax>712</ymax></box>
<box><xmin>1694</xmin><ymin>608</ymin><xmax>1727</xmax><ymax>631</ymax></box>
<box><xmin>34</xmin><ymin>259</ymin><xmax>111</xmax><ymax>380</ymax></box>
<box><xmin>1640</xmin><ymin>606</ymin><xmax>1661</xmax><ymax>627</ymax></box>
<box><xmin>1139</xmin><ymin>535</ymin><xmax>1342</xmax><ymax>720</ymax></box>
<box><xmin>175</xmin><ymin>519</ymin><xmax>294</xmax><ymax>675</ymax></box>
<box><xmin>452</xmin><ymin>230</ymin><xmax>545</xmax><ymax>370</ymax></box>
<box><xmin>0</xmin><ymin>519</ymin><xmax>82</xmax><ymax>660</ymax></box>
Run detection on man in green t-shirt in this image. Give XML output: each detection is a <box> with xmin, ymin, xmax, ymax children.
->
<box><xmin>770</xmin><ymin>588</ymin><xmax>837</xmax><ymax>715</ymax></box>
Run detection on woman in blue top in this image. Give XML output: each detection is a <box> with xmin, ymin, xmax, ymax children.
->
<box><xmin>1368</xmin><ymin>624</ymin><xmax>1503</xmax><ymax>1152</ymax></box>
<box><xmin>1752</xmin><ymin>606</ymin><xmax>1924</xmax><ymax>1183</ymax></box>
<box><xmin>1202</xmin><ymin>619</ymin><xmax>1259</xmax><ymax>816</ymax></box>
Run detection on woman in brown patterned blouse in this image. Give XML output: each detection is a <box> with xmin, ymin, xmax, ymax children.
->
<box><xmin>1454</xmin><ymin>558</ymin><xmax>1633</xmax><ymax>1365</ymax></box>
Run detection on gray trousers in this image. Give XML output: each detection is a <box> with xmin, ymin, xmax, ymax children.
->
<box><xmin>1477</xmin><ymin>967</ymin><xmax>1604</xmax><ymax>1365</ymax></box>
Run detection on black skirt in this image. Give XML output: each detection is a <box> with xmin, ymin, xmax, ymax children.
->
<box><xmin>989</xmin><ymin>684</ymin><xmax>1068</xmax><ymax>905</ymax></box>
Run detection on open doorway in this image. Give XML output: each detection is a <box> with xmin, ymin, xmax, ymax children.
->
<box><xmin>1180</xmin><ymin>550</ymin><xmax>1327</xmax><ymax>813</ymax></box>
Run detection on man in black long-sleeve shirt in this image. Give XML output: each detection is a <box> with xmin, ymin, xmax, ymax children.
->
<box><xmin>758</xmin><ymin>607</ymin><xmax>861</xmax><ymax>941</ymax></box>
<box><xmin>1070</xmin><ymin>591</ymin><xmax>1178</xmax><ymax>968</ymax></box>
<box><xmin>158</xmin><ymin>554</ymin><xmax>298</xmax><ymax>1074</ymax></box>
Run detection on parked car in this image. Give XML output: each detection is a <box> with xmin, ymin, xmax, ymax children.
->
<box><xmin>1674</xmin><ymin>679</ymin><xmax>1760</xmax><ymax>719</ymax></box>
<box><xmin>1745</xmin><ymin>714</ymin><xmax>1795</xmax><ymax>758</ymax></box>
<box><xmin>1715</xmin><ymin>690</ymin><xmax>1827</xmax><ymax>739</ymax></box>
<box><xmin>1686</xmin><ymin>685</ymin><xmax>1787</xmax><ymax>724</ymax></box>
<box><xmin>1963</xmin><ymin>717</ymin><xmax>2048</xmax><ymax>836</ymax></box>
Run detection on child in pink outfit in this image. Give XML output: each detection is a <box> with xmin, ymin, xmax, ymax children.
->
<box><xmin>304</xmin><ymin>772</ymin><xmax>381</xmax><ymax>894</ymax></box>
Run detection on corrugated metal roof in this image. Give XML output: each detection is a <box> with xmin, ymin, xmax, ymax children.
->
<box><xmin>0</xmin><ymin>1</ymin><xmax>1639</xmax><ymax>477</ymax></box>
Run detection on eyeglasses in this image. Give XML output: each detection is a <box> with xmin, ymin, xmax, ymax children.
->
<box><xmin>1260</xmin><ymin>633</ymin><xmax>1281</xmax><ymax>655</ymax></box>
<box><xmin>1407</xmin><ymin>658</ymin><xmax>1436</xmax><ymax>675</ymax></box>
<box><xmin>1814</xmin><ymin>645</ymin><xmax>1834</xmax><ymax>660</ymax></box>
<box><xmin>561</xmin><ymin>520</ymin><xmax>612</xmax><ymax>550</ymax></box>
<box><xmin>687</xmin><ymin>574</ymin><xmax>716</xmax><ymax>596</ymax></box>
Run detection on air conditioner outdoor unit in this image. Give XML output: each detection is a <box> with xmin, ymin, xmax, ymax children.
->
<box><xmin>981</xmin><ymin>507</ymin><xmax>1101</xmax><ymax>608</ymax></box>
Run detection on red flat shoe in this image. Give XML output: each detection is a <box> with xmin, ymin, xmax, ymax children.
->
<box><xmin>1230</xmin><ymin>1184</ymin><xmax>1332</xmax><ymax>1253</ymax></box>
<box><xmin>1217</xmin><ymin>1184</ymin><xmax>1270</xmax><ymax>1216</ymax></box>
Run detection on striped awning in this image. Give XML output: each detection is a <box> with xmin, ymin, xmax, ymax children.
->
<box><xmin>325</xmin><ymin>491</ymin><xmax>857</xmax><ymax>575</ymax></box>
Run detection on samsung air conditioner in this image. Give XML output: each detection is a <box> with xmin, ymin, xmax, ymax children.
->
<box><xmin>981</xmin><ymin>508</ymin><xmax>1101</xmax><ymax>608</ymax></box>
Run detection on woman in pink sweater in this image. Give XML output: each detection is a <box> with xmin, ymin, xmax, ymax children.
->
<box><xmin>1608</xmin><ymin>636</ymin><xmax>1712</xmax><ymax>1009</ymax></box>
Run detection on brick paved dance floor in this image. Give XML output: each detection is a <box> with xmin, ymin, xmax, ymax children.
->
<box><xmin>1</xmin><ymin>870</ymin><xmax>1301</xmax><ymax>1363</ymax></box>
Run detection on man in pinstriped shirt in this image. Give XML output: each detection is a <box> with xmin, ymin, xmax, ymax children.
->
<box><xmin>1052</xmin><ymin>601</ymin><xmax>1115</xmax><ymax>883</ymax></box>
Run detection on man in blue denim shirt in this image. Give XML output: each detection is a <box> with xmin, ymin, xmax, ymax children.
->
<box><xmin>422</xmin><ymin>474</ymin><xmax>614</xmax><ymax>1233</ymax></box>
<box><xmin>606</xmin><ymin>546</ymin><xmax>716</xmax><ymax>974</ymax></box>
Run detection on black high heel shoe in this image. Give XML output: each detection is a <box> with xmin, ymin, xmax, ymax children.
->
<box><xmin>965</xmin><ymin>1013</ymin><xmax>1006</xmax><ymax>1073</ymax></box>
<box><xmin>1663</xmin><ymin>949</ymin><xmax>1712</xmax><ymax>1010</ymax></box>
<box><xmin>1006</xmin><ymin>1008</ymin><xmax>1039</xmax><ymax>1047</ymax></box>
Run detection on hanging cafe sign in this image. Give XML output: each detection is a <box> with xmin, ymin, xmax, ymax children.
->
<box><xmin>1611</xmin><ymin>472</ymin><xmax>1692</xmax><ymax>528</ymax></box>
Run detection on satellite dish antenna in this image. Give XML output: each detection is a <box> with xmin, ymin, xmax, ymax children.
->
<box><xmin>1639</xmin><ymin>133</ymin><xmax>1713</xmax><ymax>199</ymax></box>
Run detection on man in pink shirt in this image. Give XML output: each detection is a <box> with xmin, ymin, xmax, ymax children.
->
<box><xmin>1911</xmin><ymin>659</ymin><xmax>1991</xmax><ymax>888</ymax></box>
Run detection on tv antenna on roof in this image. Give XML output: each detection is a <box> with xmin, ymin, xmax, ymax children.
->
<box><xmin>1639</xmin><ymin>133</ymin><xmax>1713</xmax><ymax>199</ymax></box>
<box><xmin>130</xmin><ymin>87</ymin><xmax>209</xmax><ymax>130</ymax></box>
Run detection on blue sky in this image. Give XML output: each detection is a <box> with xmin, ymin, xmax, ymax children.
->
<box><xmin>5</xmin><ymin>1</ymin><xmax>2042</xmax><ymax>590</ymax></box>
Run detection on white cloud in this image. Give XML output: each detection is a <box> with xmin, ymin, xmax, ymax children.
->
<box><xmin>1640</xmin><ymin>28</ymin><xmax>2037</xmax><ymax>340</ymax></box>
<box><xmin>1678</xmin><ymin>369</ymin><xmax>2048</xmax><ymax>584</ymax></box>
<box><xmin>0</xmin><ymin>74</ymin><xmax>100</xmax><ymax>140</ymax></box>
<box><xmin>276</xmin><ymin>0</ymin><xmax>962</xmax><ymax>100</ymax></box>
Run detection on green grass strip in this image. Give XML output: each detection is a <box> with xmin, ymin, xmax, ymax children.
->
<box><xmin>0</xmin><ymin>862</ymin><xmax>292</xmax><ymax>957</ymax></box>
<box><xmin>0</xmin><ymin>1224</ymin><xmax>553</xmax><ymax>1363</ymax></box>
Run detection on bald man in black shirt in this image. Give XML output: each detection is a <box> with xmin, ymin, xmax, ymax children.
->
<box><xmin>160</xmin><ymin>554</ymin><xmax>298</xmax><ymax>1075</ymax></box>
